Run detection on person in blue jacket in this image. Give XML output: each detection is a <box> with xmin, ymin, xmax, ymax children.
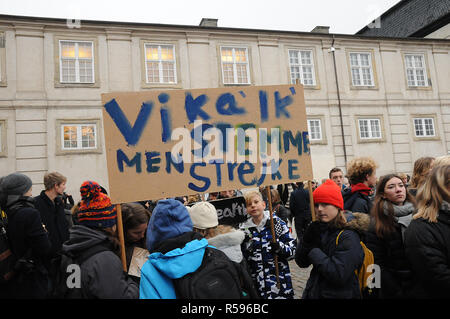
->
<box><xmin>295</xmin><ymin>179</ymin><xmax>366</xmax><ymax>299</ymax></box>
<box><xmin>139</xmin><ymin>198</ymin><xmax>208</xmax><ymax>299</ymax></box>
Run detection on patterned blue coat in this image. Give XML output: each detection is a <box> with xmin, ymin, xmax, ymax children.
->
<box><xmin>239</xmin><ymin>211</ymin><xmax>296</xmax><ymax>299</ymax></box>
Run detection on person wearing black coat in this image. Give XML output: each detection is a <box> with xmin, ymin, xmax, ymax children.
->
<box><xmin>404</xmin><ymin>164</ymin><xmax>450</xmax><ymax>299</ymax></box>
<box><xmin>34</xmin><ymin>172</ymin><xmax>70</xmax><ymax>258</ymax></box>
<box><xmin>365</xmin><ymin>174</ymin><xmax>416</xmax><ymax>298</ymax></box>
<box><xmin>60</xmin><ymin>180</ymin><xmax>138</xmax><ymax>299</ymax></box>
<box><xmin>0</xmin><ymin>173</ymin><xmax>52</xmax><ymax>299</ymax></box>
<box><xmin>295</xmin><ymin>180</ymin><xmax>365</xmax><ymax>299</ymax></box>
<box><xmin>342</xmin><ymin>157</ymin><xmax>377</xmax><ymax>214</ymax></box>
<box><xmin>289</xmin><ymin>182</ymin><xmax>311</xmax><ymax>241</ymax></box>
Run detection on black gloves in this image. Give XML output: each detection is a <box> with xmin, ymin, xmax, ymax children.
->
<box><xmin>269</xmin><ymin>241</ymin><xmax>281</xmax><ymax>255</ymax></box>
<box><xmin>302</xmin><ymin>221</ymin><xmax>322</xmax><ymax>250</ymax></box>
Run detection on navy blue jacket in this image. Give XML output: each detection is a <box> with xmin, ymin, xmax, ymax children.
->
<box><xmin>296</xmin><ymin>214</ymin><xmax>368</xmax><ymax>299</ymax></box>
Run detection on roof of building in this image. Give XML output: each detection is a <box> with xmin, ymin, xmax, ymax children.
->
<box><xmin>0</xmin><ymin>12</ymin><xmax>449</xmax><ymax>44</ymax></box>
<box><xmin>356</xmin><ymin>0</ymin><xmax>450</xmax><ymax>37</ymax></box>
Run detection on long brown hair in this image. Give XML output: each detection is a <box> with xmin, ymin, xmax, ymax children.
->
<box><xmin>371</xmin><ymin>174</ymin><xmax>416</xmax><ymax>238</ymax></box>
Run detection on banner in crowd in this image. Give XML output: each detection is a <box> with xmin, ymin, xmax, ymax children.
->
<box><xmin>101</xmin><ymin>84</ymin><xmax>312</xmax><ymax>204</ymax></box>
<box><xmin>208</xmin><ymin>197</ymin><xmax>248</xmax><ymax>226</ymax></box>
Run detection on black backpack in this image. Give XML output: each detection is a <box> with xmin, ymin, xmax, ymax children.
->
<box><xmin>173</xmin><ymin>246</ymin><xmax>244</xmax><ymax>299</ymax></box>
<box><xmin>53</xmin><ymin>243</ymin><xmax>110</xmax><ymax>298</ymax></box>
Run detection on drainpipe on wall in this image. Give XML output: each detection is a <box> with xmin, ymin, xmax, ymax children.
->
<box><xmin>330</xmin><ymin>35</ymin><xmax>348</xmax><ymax>168</ymax></box>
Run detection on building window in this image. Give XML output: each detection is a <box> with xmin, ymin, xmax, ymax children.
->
<box><xmin>61</xmin><ymin>123</ymin><xmax>97</xmax><ymax>150</ymax></box>
<box><xmin>59</xmin><ymin>40</ymin><xmax>94</xmax><ymax>83</ymax></box>
<box><xmin>405</xmin><ymin>54</ymin><xmax>428</xmax><ymax>87</ymax></box>
<box><xmin>288</xmin><ymin>50</ymin><xmax>316</xmax><ymax>86</ymax></box>
<box><xmin>220</xmin><ymin>47</ymin><xmax>250</xmax><ymax>85</ymax></box>
<box><xmin>413</xmin><ymin>117</ymin><xmax>435</xmax><ymax>137</ymax></box>
<box><xmin>349</xmin><ymin>52</ymin><xmax>374</xmax><ymax>86</ymax></box>
<box><xmin>358</xmin><ymin>118</ymin><xmax>381</xmax><ymax>139</ymax></box>
<box><xmin>307</xmin><ymin>119</ymin><xmax>322</xmax><ymax>141</ymax></box>
<box><xmin>144</xmin><ymin>44</ymin><xmax>177</xmax><ymax>84</ymax></box>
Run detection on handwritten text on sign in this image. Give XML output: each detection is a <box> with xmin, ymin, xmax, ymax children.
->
<box><xmin>101</xmin><ymin>85</ymin><xmax>312</xmax><ymax>204</ymax></box>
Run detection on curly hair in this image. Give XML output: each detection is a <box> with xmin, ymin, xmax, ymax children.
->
<box><xmin>346</xmin><ymin>157</ymin><xmax>377</xmax><ymax>185</ymax></box>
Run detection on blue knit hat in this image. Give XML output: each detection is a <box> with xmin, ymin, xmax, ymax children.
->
<box><xmin>146</xmin><ymin>199</ymin><xmax>193</xmax><ymax>252</ymax></box>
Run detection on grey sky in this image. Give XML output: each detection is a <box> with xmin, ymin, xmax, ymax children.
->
<box><xmin>0</xmin><ymin>0</ymin><xmax>400</xmax><ymax>34</ymax></box>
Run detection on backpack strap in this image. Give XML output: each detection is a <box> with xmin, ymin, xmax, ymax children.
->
<box><xmin>335</xmin><ymin>230</ymin><xmax>345</xmax><ymax>246</ymax></box>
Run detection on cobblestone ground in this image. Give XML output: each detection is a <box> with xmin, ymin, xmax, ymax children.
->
<box><xmin>288</xmin><ymin>260</ymin><xmax>312</xmax><ymax>299</ymax></box>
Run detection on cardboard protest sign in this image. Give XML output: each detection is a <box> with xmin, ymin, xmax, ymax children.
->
<box><xmin>101</xmin><ymin>84</ymin><xmax>312</xmax><ymax>204</ymax></box>
<box><xmin>208</xmin><ymin>197</ymin><xmax>248</xmax><ymax>226</ymax></box>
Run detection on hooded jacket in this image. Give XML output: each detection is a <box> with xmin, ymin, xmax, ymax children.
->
<box><xmin>240</xmin><ymin>211</ymin><xmax>296</xmax><ymax>299</ymax></box>
<box><xmin>62</xmin><ymin>225</ymin><xmax>139</xmax><ymax>299</ymax></box>
<box><xmin>139</xmin><ymin>232</ymin><xmax>207</xmax><ymax>299</ymax></box>
<box><xmin>296</xmin><ymin>212</ymin><xmax>368</xmax><ymax>299</ymax></box>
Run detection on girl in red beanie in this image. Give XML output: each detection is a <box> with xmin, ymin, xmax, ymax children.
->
<box><xmin>295</xmin><ymin>179</ymin><xmax>369</xmax><ymax>299</ymax></box>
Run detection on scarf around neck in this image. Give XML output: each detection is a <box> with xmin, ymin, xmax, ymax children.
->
<box><xmin>351</xmin><ymin>183</ymin><xmax>372</xmax><ymax>195</ymax></box>
<box><xmin>383</xmin><ymin>201</ymin><xmax>415</xmax><ymax>239</ymax></box>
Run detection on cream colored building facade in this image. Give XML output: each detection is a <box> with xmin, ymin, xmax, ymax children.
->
<box><xmin>0</xmin><ymin>15</ymin><xmax>449</xmax><ymax>200</ymax></box>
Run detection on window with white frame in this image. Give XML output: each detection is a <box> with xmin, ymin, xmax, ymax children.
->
<box><xmin>59</xmin><ymin>40</ymin><xmax>94</xmax><ymax>83</ymax></box>
<box><xmin>61</xmin><ymin>123</ymin><xmax>97</xmax><ymax>150</ymax></box>
<box><xmin>358</xmin><ymin>118</ymin><xmax>381</xmax><ymax>139</ymax></box>
<box><xmin>288</xmin><ymin>50</ymin><xmax>316</xmax><ymax>86</ymax></box>
<box><xmin>220</xmin><ymin>47</ymin><xmax>250</xmax><ymax>85</ymax></box>
<box><xmin>307</xmin><ymin>119</ymin><xmax>322</xmax><ymax>141</ymax></box>
<box><xmin>349</xmin><ymin>52</ymin><xmax>374</xmax><ymax>86</ymax></box>
<box><xmin>405</xmin><ymin>54</ymin><xmax>428</xmax><ymax>87</ymax></box>
<box><xmin>413</xmin><ymin>117</ymin><xmax>435</xmax><ymax>137</ymax></box>
<box><xmin>144</xmin><ymin>44</ymin><xmax>177</xmax><ymax>84</ymax></box>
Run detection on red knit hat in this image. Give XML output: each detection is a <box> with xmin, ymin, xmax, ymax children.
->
<box><xmin>313</xmin><ymin>179</ymin><xmax>344</xmax><ymax>210</ymax></box>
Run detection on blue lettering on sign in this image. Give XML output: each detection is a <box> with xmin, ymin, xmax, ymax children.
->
<box><xmin>274</xmin><ymin>90</ymin><xmax>294</xmax><ymax>119</ymax></box>
<box><xmin>283</xmin><ymin>130</ymin><xmax>302</xmax><ymax>155</ymax></box>
<box><xmin>185</xmin><ymin>92</ymin><xmax>210</xmax><ymax>123</ymax></box>
<box><xmin>117</xmin><ymin>149</ymin><xmax>142</xmax><ymax>173</ymax></box>
<box><xmin>188</xmin><ymin>163</ymin><xmax>211</xmax><ymax>192</ymax></box>
<box><xmin>288</xmin><ymin>159</ymin><xmax>300</xmax><ymax>179</ymax></box>
<box><xmin>145</xmin><ymin>151</ymin><xmax>161</xmax><ymax>173</ymax></box>
<box><xmin>104</xmin><ymin>99</ymin><xmax>153</xmax><ymax>146</ymax></box>
<box><xmin>237</xmin><ymin>162</ymin><xmax>256</xmax><ymax>186</ymax></box>
<box><xmin>302</xmin><ymin>131</ymin><xmax>310</xmax><ymax>154</ymax></box>
<box><xmin>165</xmin><ymin>152</ymin><xmax>184</xmax><ymax>174</ymax></box>
<box><xmin>216</xmin><ymin>93</ymin><xmax>246</xmax><ymax>116</ymax></box>
<box><xmin>259</xmin><ymin>90</ymin><xmax>268</xmax><ymax>122</ymax></box>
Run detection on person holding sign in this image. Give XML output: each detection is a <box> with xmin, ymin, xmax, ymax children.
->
<box><xmin>295</xmin><ymin>179</ymin><xmax>367</xmax><ymax>299</ymax></box>
<box><xmin>240</xmin><ymin>190</ymin><xmax>296</xmax><ymax>299</ymax></box>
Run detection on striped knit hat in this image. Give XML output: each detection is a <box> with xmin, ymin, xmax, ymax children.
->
<box><xmin>78</xmin><ymin>181</ymin><xmax>117</xmax><ymax>229</ymax></box>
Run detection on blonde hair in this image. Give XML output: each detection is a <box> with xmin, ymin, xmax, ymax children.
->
<box><xmin>434</xmin><ymin>155</ymin><xmax>450</xmax><ymax>167</ymax></box>
<box><xmin>193</xmin><ymin>226</ymin><xmax>217</xmax><ymax>239</ymax></box>
<box><xmin>244</xmin><ymin>190</ymin><xmax>263</xmax><ymax>206</ymax></box>
<box><xmin>413</xmin><ymin>165</ymin><xmax>450</xmax><ymax>223</ymax></box>
<box><xmin>346</xmin><ymin>157</ymin><xmax>377</xmax><ymax>185</ymax></box>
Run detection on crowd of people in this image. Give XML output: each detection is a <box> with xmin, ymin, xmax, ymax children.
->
<box><xmin>0</xmin><ymin>154</ymin><xmax>448</xmax><ymax>299</ymax></box>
